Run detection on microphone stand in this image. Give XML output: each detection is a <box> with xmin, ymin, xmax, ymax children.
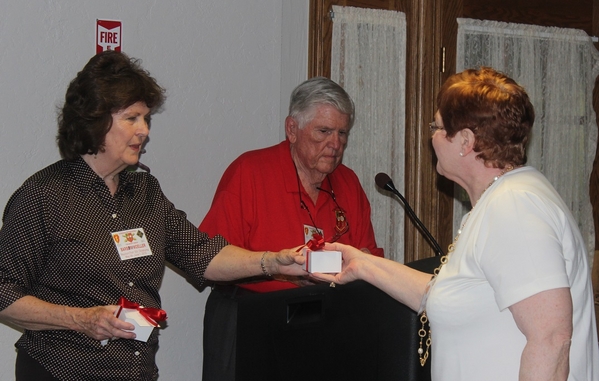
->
<box><xmin>375</xmin><ymin>173</ymin><xmax>444</xmax><ymax>256</ymax></box>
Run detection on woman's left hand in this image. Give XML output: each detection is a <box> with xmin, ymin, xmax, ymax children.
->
<box><xmin>205</xmin><ymin>245</ymin><xmax>307</xmax><ymax>281</ymax></box>
<box><xmin>263</xmin><ymin>248</ymin><xmax>307</xmax><ymax>277</ymax></box>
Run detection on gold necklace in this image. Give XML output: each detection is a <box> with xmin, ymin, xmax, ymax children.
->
<box><xmin>417</xmin><ymin>165</ymin><xmax>514</xmax><ymax>366</ymax></box>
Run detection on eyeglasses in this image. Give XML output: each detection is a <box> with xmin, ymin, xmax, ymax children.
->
<box><xmin>429</xmin><ymin>121</ymin><xmax>444</xmax><ymax>135</ymax></box>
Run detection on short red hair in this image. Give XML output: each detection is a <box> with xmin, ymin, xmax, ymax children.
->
<box><xmin>436</xmin><ymin>67</ymin><xmax>535</xmax><ymax>169</ymax></box>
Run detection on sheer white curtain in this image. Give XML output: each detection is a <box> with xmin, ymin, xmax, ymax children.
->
<box><xmin>331</xmin><ymin>6</ymin><xmax>407</xmax><ymax>262</ymax></box>
<box><xmin>456</xmin><ymin>18</ymin><xmax>599</xmax><ymax>260</ymax></box>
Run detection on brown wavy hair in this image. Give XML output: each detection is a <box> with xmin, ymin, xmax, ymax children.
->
<box><xmin>57</xmin><ymin>50</ymin><xmax>166</xmax><ymax>160</ymax></box>
<box><xmin>436</xmin><ymin>67</ymin><xmax>535</xmax><ymax>169</ymax></box>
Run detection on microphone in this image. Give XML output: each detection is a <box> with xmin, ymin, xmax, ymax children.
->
<box><xmin>375</xmin><ymin>173</ymin><xmax>444</xmax><ymax>256</ymax></box>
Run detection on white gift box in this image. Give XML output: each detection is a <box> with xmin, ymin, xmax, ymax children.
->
<box><xmin>100</xmin><ymin>306</ymin><xmax>157</xmax><ymax>346</ymax></box>
<box><xmin>116</xmin><ymin>307</ymin><xmax>156</xmax><ymax>342</ymax></box>
<box><xmin>302</xmin><ymin>248</ymin><xmax>342</xmax><ymax>273</ymax></box>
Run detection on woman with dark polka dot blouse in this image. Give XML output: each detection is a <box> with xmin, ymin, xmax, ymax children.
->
<box><xmin>0</xmin><ymin>50</ymin><xmax>307</xmax><ymax>381</ymax></box>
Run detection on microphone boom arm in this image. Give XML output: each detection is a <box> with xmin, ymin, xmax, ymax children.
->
<box><xmin>375</xmin><ymin>173</ymin><xmax>444</xmax><ymax>256</ymax></box>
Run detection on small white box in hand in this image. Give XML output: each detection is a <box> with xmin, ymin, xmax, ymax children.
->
<box><xmin>302</xmin><ymin>248</ymin><xmax>342</xmax><ymax>273</ymax></box>
<box><xmin>100</xmin><ymin>306</ymin><xmax>157</xmax><ymax>346</ymax></box>
<box><xmin>116</xmin><ymin>308</ymin><xmax>156</xmax><ymax>342</ymax></box>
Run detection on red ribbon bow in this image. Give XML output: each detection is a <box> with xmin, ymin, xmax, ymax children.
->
<box><xmin>117</xmin><ymin>296</ymin><xmax>168</xmax><ymax>327</ymax></box>
<box><xmin>296</xmin><ymin>232</ymin><xmax>326</xmax><ymax>253</ymax></box>
<box><xmin>306</xmin><ymin>232</ymin><xmax>325</xmax><ymax>251</ymax></box>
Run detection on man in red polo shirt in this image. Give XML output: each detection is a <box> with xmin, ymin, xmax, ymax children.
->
<box><xmin>200</xmin><ymin>77</ymin><xmax>383</xmax><ymax>381</ymax></box>
<box><xmin>200</xmin><ymin>77</ymin><xmax>383</xmax><ymax>292</ymax></box>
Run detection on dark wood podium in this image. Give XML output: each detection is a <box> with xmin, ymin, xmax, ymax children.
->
<box><xmin>203</xmin><ymin>257</ymin><xmax>438</xmax><ymax>381</ymax></box>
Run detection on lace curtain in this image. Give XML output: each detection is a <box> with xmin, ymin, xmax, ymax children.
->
<box><xmin>331</xmin><ymin>6</ymin><xmax>407</xmax><ymax>262</ymax></box>
<box><xmin>456</xmin><ymin>18</ymin><xmax>599</xmax><ymax>261</ymax></box>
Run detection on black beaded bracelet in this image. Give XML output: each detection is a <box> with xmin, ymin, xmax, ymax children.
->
<box><xmin>260</xmin><ymin>251</ymin><xmax>272</xmax><ymax>277</ymax></box>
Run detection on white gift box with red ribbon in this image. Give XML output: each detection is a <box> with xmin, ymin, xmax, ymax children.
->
<box><xmin>115</xmin><ymin>306</ymin><xmax>157</xmax><ymax>342</ymax></box>
<box><xmin>100</xmin><ymin>297</ymin><xmax>167</xmax><ymax>345</ymax></box>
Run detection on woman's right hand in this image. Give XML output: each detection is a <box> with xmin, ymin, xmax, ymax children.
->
<box><xmin>71</xmin><ymin>305</ymin><xmax>137</xmax><ymax>341</ymax></box>
<box><xmin>309</xmin><ymin>242</ymin><xmax>367</xmax><ymax>284</ymax></box>
<box><xmin>0</xmin><ymin>296</ymin><xmax>137</xmax><ymax>341</ymax></box>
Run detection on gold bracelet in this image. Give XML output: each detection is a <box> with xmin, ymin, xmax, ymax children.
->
<box><xmin>260</xmin><ymin>251</ymin><xmax>272</xmax><ymax>277</ymax></box>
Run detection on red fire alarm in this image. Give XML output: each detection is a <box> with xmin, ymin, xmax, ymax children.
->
<box><xmin>96</xmin><ymin>19</ymin><xmax>122</xmax><ymax>54</ymax></box>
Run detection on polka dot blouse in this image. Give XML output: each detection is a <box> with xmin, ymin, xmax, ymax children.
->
<box><xmin>0</xmin><ymin>157</ymin><xmax>228</xmax><ymax>380</ymax></box>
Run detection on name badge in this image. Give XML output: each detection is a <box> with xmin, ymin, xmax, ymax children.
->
<box><xmin>303</xmin><ymin>224</ymin><xmax>323</xmax><ymax>244</ymax></box>
<box><xmin>111</xmin><ymin>228</ymin><xmax>153</xmax><ymax>260</ymax></box>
